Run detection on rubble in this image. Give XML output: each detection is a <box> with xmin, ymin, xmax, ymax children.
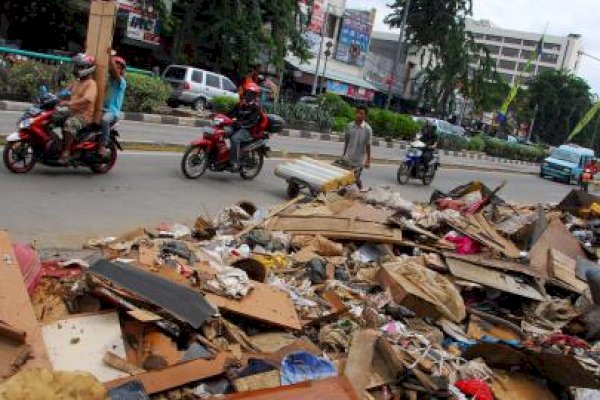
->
<box><xmin>5</xmin><ymin>185</ymin><xmax>600</xmax><ymax>398</ymax></box>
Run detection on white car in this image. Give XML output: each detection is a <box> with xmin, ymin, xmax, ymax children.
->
<box><xmin>413</xmin><ymin>117</ymin><xmax>466</xmax><ymax>137</ymax></box>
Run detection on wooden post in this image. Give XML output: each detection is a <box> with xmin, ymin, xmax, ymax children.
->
<box><xmin>85</xmin><ymin>0</ymin><xmax>118</xmax><ymax>123</ymax></box>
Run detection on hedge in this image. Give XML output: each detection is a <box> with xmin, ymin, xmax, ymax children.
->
<box><xmin>482</xmin><ymin>137</ymin><xmax>547</xmax><ymax>162</ymax></box>
<box><xmin>210</xmin><ymin>95</ymin><xmax>237</xmax><ymax>113</ymax></box>
<box><xmin>0</xmin><ymin>60</ymin><xmax>171</xmax><ymax>113</ymax></box>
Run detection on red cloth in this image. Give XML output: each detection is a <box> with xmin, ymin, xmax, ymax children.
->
<box><xmin>12</xmin><ymin>243</ymin><xmax>42</xmax><ymax>294</ymax></box>
<box><xmin>445</xmin><ymin>234</ymin><xmax>481</xmax><ymax>255</ymax></box>
<box><xmin>455</xmin><ymin>379</ymin><xmax>494</xmax><ymax>400</ymax></box>
<box><xmin>540</xmin><ymin>333</ymin><xmax>590</xmax><ymax>349</ymax></box>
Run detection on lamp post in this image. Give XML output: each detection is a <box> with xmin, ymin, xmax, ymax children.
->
<box><xmin>320</xmin><ymin>41</ymin><xmax>333</xmax><ymax>95</ymax></box>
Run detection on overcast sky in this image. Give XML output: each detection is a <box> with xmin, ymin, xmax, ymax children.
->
<box><xmin>346</xmin><ymin>0</ymin><xmax>600</xmax><ymax>95</ymax></box>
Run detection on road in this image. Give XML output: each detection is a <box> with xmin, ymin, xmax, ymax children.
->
<box><xmin>0</xmin><ymin>151</ymin><xmax>571</xmax><ymax>248</ymax></box>
<box><xmin>0</xmin><ymin>111</ymin><xmax>538</xmax><ymax>173</ymax></box>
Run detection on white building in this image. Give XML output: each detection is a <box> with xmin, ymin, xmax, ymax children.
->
<box><xmin>466</xmin><ymin>19</ymin><xmax>583</xmax><ymax>86</ymax></box>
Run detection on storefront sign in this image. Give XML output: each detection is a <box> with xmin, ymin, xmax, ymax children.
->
<box><xmin>327</xmin><ymin>80</ymin><xmax>374</xmax><ymax>102</ymax></box>
<box><xmin>309</xmin><ymin>0</ymin><xmax>328</xmax><ymax>34</ymax></box>
<box><xmin>327</xmin><ymin>80</ymin><xmax>349</xmax><ymax>96</ymax></box>
<box><xmin>126</xmin><ymin>12</ymin><xmax>160</xmax><ymax>45</ymax></box>
<box><xmin>335</xmin><ymin>9</ymin><xmax>373</xmax><ymax>67</ymax></box>
<box><xmin>303</xmin><ymin>31</ymin><xmax>322</xmax><ymax>56</ymax></box>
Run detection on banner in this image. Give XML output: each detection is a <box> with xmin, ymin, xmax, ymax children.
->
<box><xmin>326</xmin><ymin>80</ymin><xmax>374</xmax><ymax>101</ymax></box>
<box><xmin>335</xmin><ymin>9</ymin><xmax>373</xmax><ymax>67</ymax></box>
<box><xmin>568</xmin><ymin>101</ymin><xmax>600</xmax><ymax>141</ymax></box>
<box><xmin>309</xmin><ymin>0</ymin><xmax>328</xmax><ymax>33</ymax></box>
<box><xmin>126</xmin><ymin>11</ymin><xmax>160</xmax><ymax>45</ymax></box>
<box><xmin>326</xmin><ymin>80</ymin><xmax>349</xmax><ymax>96</ymax></box>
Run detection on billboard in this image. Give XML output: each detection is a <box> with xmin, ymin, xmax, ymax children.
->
<box><xmin>309</xmin><ymin>0</ymin><xmax>328</xmax><ymax>34</ymax></box>
<box><xmin>335</xmin><ymin>9</ymin><xmax>373</xmax><ymax>67</ymax></box>
<box><xmin>126</xmin><ymin>12</ymin><xmax>160</xmax><ymax>45</ymax></box>
<box><xmin>327</xmin><ymin>80</ymin><xmax>374</xmax><ymax>102</ymax></box>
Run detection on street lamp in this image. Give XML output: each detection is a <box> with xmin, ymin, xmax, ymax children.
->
<box><xmin>320</xmin><ymin>41</ymin><xmax>333</xmax><ymax>94</ymax></box>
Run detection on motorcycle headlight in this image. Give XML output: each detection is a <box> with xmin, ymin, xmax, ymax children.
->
<box><xmin>210</xmin><ymin>118</ymin><xmax>224</xmax><ymax>127</ymax></box>
<box><xmin>17</xmin><ymin>118</ymin><xmax>32</xmax><ymax>130</ymax></box>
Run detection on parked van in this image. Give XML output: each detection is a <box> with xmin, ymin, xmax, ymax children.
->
<box><xmin>162</xmin><ymin>65</ymin><xmax>239</xmax><ymax>111</ymax></box>
<box><xmin>540</xmin><ymin>144</ymin><xmax>595</xmax><ymax>184</ymax></box>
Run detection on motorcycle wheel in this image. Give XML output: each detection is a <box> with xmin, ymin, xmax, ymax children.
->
<box><xmin>240</xmin><ymin>150</ymin><xmax>264</xmax><ymax>180</ymax></box>
<box><xmin>3</xmin><ymin>140</ymin><xmax>36</xmax><ymax>174</ymax></box>
<box><xmin>90</xmin><ymin>142</ymin><xmax>117</xmax><ymax>174</ymax></box>
<box><xmin>422</xmin><ymin>170</ymin><xmax>435</xmax><ymax>186</ymax></box>
<box><xmin>397</xmin><ymin>164</ymin><xmax>411</xmax><ymax>185</ymax></box>
<box><xmin>181</xmin><ymin>146</ymin><xmax>209</xmax><ymax>179</ymax></box>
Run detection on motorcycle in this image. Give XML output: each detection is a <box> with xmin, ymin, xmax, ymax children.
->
<box><xmin>3</xmin><ymin>87</ymin><xmax>122</xmax><ymax>174</ymax></box>
<box><xmin>580</xmin><ymin>168</ymin><xmax>595</xmax><ymax>193</ymax></box>
<box><xmin>181</xmin><ymin>112</ymin><xmax>284</xmax><ymax>180</ymax></box>
<box><xmin>397</xmin><ymin>133</ymin><xmax>439</xmax><ymax>186</ymax></box>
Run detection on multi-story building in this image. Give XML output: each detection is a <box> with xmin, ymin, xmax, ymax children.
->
<box><xmin>466</xmin><ymin>19</ymin><xmax>583</xmax><ymax>86</ymax></box>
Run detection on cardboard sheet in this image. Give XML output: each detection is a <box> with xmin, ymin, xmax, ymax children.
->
<box><xmin>530</xmin><ymin>220</ymin><xmax>585</xmax><ymax>278</ymax></box>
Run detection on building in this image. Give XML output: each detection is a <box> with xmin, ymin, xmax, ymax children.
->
<box><xmin>466</xmin><ymin>19</ymin><xmax>583</xmax><ymax>86</ymax></box>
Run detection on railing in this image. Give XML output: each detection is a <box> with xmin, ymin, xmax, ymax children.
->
<box><xmin>0</xmin><ymin>46</ymin><xmax>153</xmax><ymax>76</ymax></box>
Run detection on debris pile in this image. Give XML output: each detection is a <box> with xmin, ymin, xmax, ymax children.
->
<box><xmin>4</xmin><ymin>183</ymin><xmax>600</xmax><ymax>399</ymax></box>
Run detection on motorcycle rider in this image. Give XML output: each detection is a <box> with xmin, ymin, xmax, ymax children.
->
<box><xmin>99</xmin><ymin>48</ymin><xmax>127</xmax><ymax>156</ymax></box>
<box><xmin>227</xmin><ymin>82</ymin><xmax>262</xmax><ymax>171</ymax></box>
<box><xmin>57</xmin><ymin>53</ymin><xmax>98</xmax><ymax>163</ymax></box>
<box><xmin>421</xmin><ymin>122</ymin><xmax>438</xmax><ymax>170</ymax></box>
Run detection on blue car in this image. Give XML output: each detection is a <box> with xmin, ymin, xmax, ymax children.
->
<box><xmin>540</xmin><ymin>144</ymin><xmax>595</xmax><ymax>184</ymax></box>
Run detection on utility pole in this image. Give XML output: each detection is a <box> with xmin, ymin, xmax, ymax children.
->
<box><xmin>527</xmin><ymin>103</ymin><xmax>538</xmax><ymax>142</ymax></box>
<box><xmin>311</xmin><ymin>4</ymin><xmax>330</xmax><ymax>96</ymax></box>
<box><xmin>385</xmin><ymin>0</ymin><xmax>411</xmax><ymax>110</ymax></box>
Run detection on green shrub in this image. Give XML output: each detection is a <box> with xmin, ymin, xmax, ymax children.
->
<box><xmin>438</xmin><ymin>133</ymin><xmax>470</xmax><ymax>151</ymax></box>
<box><xmin>2</xmin><ymin>61</ymin><xmax>70</xmax><ymax>101</ymax></box>
<box><xmin>482</xmin><ymin>137</ymin><xmax>547</xmax><ymax>162</ymax></box>
<box><xmin>123</xmin><ymin>74</ymin><xmax>171</xmax><ymax>113</ymax></box>
<box><xmin>368</xmin><ymin>109</ymin><xmax>420</xmax><ymax>140</ymax></box>
<box><xmin>210</xmin><ymin>96</ymin><xmax>237</xmax><ymax>113</ymax></box>
<box><xmin>318</xmin><ymin>93</ymin><xmax>354</xmax><ymax>119</ymax></box>
<box><xmin>267</xmin><ymin>102</ymin><xmax>332</xmax><ymax>132</ymax></box>
<box><xmin>467</xmin><ymin>135</ymin><xmax>486</xmax><ymax>152</ymax></box>
<box><xmin>333</xmin><ymin>117</ymin><xmax>350</xmax><ymax>133</ymax></box>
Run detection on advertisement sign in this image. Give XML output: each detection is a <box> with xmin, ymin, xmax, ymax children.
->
<box><xmin>335</xmin><ymin>9</ymin><xmax>373</xmax><ymax>67</ymax></box>
<box><xmin>303</xmin><ymin>31</ymin><xmax>322</xmax><ymax>56</ymax></box>
<box><xmin>327</xmin><ymin>80</ymin><xmax>349</xmax><ymax>96</ymax></box>
<box><xmin>309</xmin><ymin>0</ymin><xmax>328</xmax><ymax>33</ymax></box>
<box><xmin>327</xmin><ymin>80</ymin><xmax>374</xmax><ymax>102</ymax></box>
<box><xmin>126</xmin><ymin>12</ymin><xmax>160</xmax><ymax>45</ymax></box>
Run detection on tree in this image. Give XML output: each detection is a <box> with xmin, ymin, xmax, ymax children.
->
<box><xmin>385</xmin><ymin>0</ymin><xmax>497</xmax><ymax>117</ymax></box>
<box><xmin>170</xmin><ymin>0</ymin><xmax>309</xmax><ymax>79</ymax></box>
<box><xmin>527</xmin><ymin>70</ymin><xmax>594</xmax><ymax>146</ymax></box>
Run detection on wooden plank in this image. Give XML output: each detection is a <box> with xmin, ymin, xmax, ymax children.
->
<box><xmin>268</xmin><ymin>215</ymin><xmax>403</xmax><ymax>244</ymax></box>
<box><xmin>105</xmin><ymin>352</ymin><xmax>231</xmax><ymax>394</ymax></box>
<box><xmin>444</xmin><ymin>253</ymin><xmax>542</xmax><ymax>278</ymax></box>
<box><xmin>205</xmin><ymin>281</ymin><xmax>302</xmax><ymax>331</ymax></box>
<box><xmin>86</xmin><ymin>0</ymin><xmax>117</xmax><ymax>122</ymax></box>
<box><xmin>530</xmin><ymin>219</ymin><xmax>585</xmax><ymax>278</ymax></box>
<box><xmin>548</xmin><ymin>249</ymin><xmax>588</xmax><ymax>294</ymax></box>
<box><xmin>42</xmin><ymin>311</ymin><xmax>128</xmax><ymax>382</ymax></box>
<box><xmin>236</xmin><ymin>195</ymin><xmax>305</xmax><ymax>238</ymax></box>
<box><xmin>344</xmin><ymin>330</ymin><xmax>380</xmax><ymax>397</ymax></box>
<box><xmin>0</xmin><ymin>231</ymin><xmax>51</xmax><ymax>377</ymax></box>
<box><xmin>446</xmin><ymin>258</ymin><xmax>545</xmax><ymax>301</ymax></box>
<box><xmin>233</xmin><ymin>370</ymin><xmax>281</xmax><ymax>392</ymax></box>
<box><xmin>223</xmin><ymin>376</ymin><xmax>360</xmax><ymax>400</ymax></box>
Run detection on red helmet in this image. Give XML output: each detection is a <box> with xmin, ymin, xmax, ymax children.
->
<box><xmin>243</xmin><ymin>82</ymin><xmax>261</xmax><ymax>94</ymax></box>
<box><xmin>113</xmin><ymin>56</ymin><xmax>126</xmax><ymax>68</ymax></box>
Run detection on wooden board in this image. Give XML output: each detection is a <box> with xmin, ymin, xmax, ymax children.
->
<box><xmin>530</xmin><ymin>219</ymin><xmax>585</xmax><ymax>278</ymax></box>
<box><xmin>344</xmin><ymin>330</ymin><xmax>379</xmax><ymax>397</ymax></box>
<box><xmin>268</xmin><ymin>215</ymin><xmax>403</xmax><ymax>244</ymax></box>
<box><xmin>446</xmin><ymin>258</ymin><xmax>545</xmax><ymax>301</ymax></box>
<box><xmin>491</xmin><ymin>371</ymin><xmax>557</xmax><ymax>400</ymax></box>
<box><xmin>548</xmin><ymin>249</ymin><xmax>588</xmax><ymax>294</ymax></box>
<box><xmin>42</xmin><ymin>311</ymin><xmax>128</xmax><ymax>382</ymax></box>
<box><xmin>233</xmin><ymin>370</ymin><xmax>281</xmax><ymax>392</ymax></box>
<box><xmin>105</xmin><ymin>352</ymin><xmax>231</xmax><ymax>394</ymax></box>
<box><xmin>205</xmin><ymin>281</ymin><xmax>302</xmax><ymax>331</ymax></box>
<box><xmin>223</xmin><ymin>377</ymin><xmax>360</xmax><ymax>400</ymax></box>
<box><xmin>444</xmin><ymin>253</ymin><xmax>543</xmax><ymax>278</ymax></box>
<box><xmin>0</xmin><ymin>231</ymin><xmax>51</xmax><ymax>377</ymax></box>
<box><xmin>85</xmin><ymin>0</ymin><xmax>117</xmax><ymax>122</ymax></box>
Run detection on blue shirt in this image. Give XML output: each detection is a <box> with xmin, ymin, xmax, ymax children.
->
<box><xmin>103</xmin><ymin>77</ymin><xmax>126</xmax><ymax>117</ymax></box>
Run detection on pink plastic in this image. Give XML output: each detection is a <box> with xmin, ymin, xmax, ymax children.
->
<box><xmin>444</xmin><ymin>234</ymin><xmax>481</xmax><ymax>255</ymax></box>
<box><xmin>12</xmin><ymin>243</ymin><xmax>43</xmax><ymax>295</ymax></box>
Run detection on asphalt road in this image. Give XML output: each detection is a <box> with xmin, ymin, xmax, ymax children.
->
<box><xmin>0</xmin><ymin>111</ymin><xmax>538</xmax><ymax>173</ymax></box>
<box><xmin>0</xmin><ymin>151</ymin><xmax>571</xmax><ymax>248</ymax></box>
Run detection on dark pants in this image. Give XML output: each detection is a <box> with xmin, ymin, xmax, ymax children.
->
<box><xmin>422</xmin><ymin>148</ymin><xmax>434</xmax><ymax>168</ymax></box>
<box><xmin>229</xmin><ymin>128</ymin><xmax>252</xmax><ymax>167</ymax></box>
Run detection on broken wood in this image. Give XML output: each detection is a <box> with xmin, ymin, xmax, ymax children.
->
<box><xmin>233</xmin><ymin>370</ymin><xmax>281</xmax><ymax>393</ymax></box>
<box><xmin>344</xmin><ymin>329</ymin><xmax>380</xmax><ymax>397</ymax></box>
<box><xmin>103</xmin><ymin>351</ymin><xmax>146</xmax><ymax>376</ymax></box>
<box><xmin>236</xmin><ymin>195</ymin><xmax>305</xmax><ymax>238</ymax></box>
<box><xmin>105</xmin><ymin>352</ymin><xmax>232</xmax><ymax>394</ymax></box>
<box><xmin>0</xmin><ymin>231</ymin><xmax>50</xmax><ymax>374</ymax></box>
<box><xmin>222</xmin><ymin>376</ymin><xmax>360</xmax><ymax>399</ymax></box>
<box><xmin>548</xmin><ymin>249</ymin><xmax>588</xmax><ymax>294</ymax></box>
<box><xmin>530</xmin><ymin>219</ymin><xmax>585</xmax><ymax>278</ymax></box>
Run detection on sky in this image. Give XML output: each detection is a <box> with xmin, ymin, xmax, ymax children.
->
<box><xmin>345</xmin><ymin>0</ymin><xmax>600</xmax><ymax>95</ymax></box>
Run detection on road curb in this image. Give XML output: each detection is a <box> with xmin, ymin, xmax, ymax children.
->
<box><xmin>0</xmin><ymin>100</ymin><xmax>540</xmax><ymax>168</ymax></box>
<box><xmin>0</xmin><ymin>136</ymin><xmax>536</xmax><ymax>176</ymax></box>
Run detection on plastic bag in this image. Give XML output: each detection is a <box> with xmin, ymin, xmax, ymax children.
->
<box><xmin>280</xmin><ymin>351</ymin><xmax>337</xmax><ymax>385</ymax></box>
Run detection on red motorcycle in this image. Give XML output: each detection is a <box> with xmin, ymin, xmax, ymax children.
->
<box><xmin>181</xmin><ymin>112</ymin><xmax>283</xmax><ymax>180</ymax></box>
<box><xmin>3</xmin><ymin>90</ymin><xmax>122</xmax><ymax>174</ymax></box>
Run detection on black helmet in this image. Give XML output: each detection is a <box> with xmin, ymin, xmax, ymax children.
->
<box><xmin>72</xmin><ymin>53</ymin><xmax>96</xmax><ymax>79</ymax></box>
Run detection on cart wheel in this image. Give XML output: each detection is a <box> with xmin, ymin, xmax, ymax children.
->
<box><xmin>287</xmin><ymin>182</ymin><xmax>301</xmax><ymax>199</ymax></box>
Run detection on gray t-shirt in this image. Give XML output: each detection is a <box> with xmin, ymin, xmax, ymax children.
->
<box><xmin>343</xmin><ymin>121</ymin><xmax>372</xmax><ymax>167</ymax></box>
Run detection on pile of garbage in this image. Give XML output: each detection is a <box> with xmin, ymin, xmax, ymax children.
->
<box><xmin>4</xmin><ymin>182</ymin><xmax>600</xmax><ymax>399</ymax></box>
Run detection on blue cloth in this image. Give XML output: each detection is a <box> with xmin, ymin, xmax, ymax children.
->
<box><xmin>280</xmin><ymin>351</ymin><xmax>337</xmax><ymax>386</ymax></box>
<box><xmin>103</xmin><ymin>77</ymin><xmax>126</xmax><ymax>118</ymax></box>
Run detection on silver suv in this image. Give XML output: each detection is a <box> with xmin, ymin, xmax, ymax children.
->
<box><xmin>163</xmin><ymin>65</ymin><xmax>239</xmax><ymax>111</ymax></box>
